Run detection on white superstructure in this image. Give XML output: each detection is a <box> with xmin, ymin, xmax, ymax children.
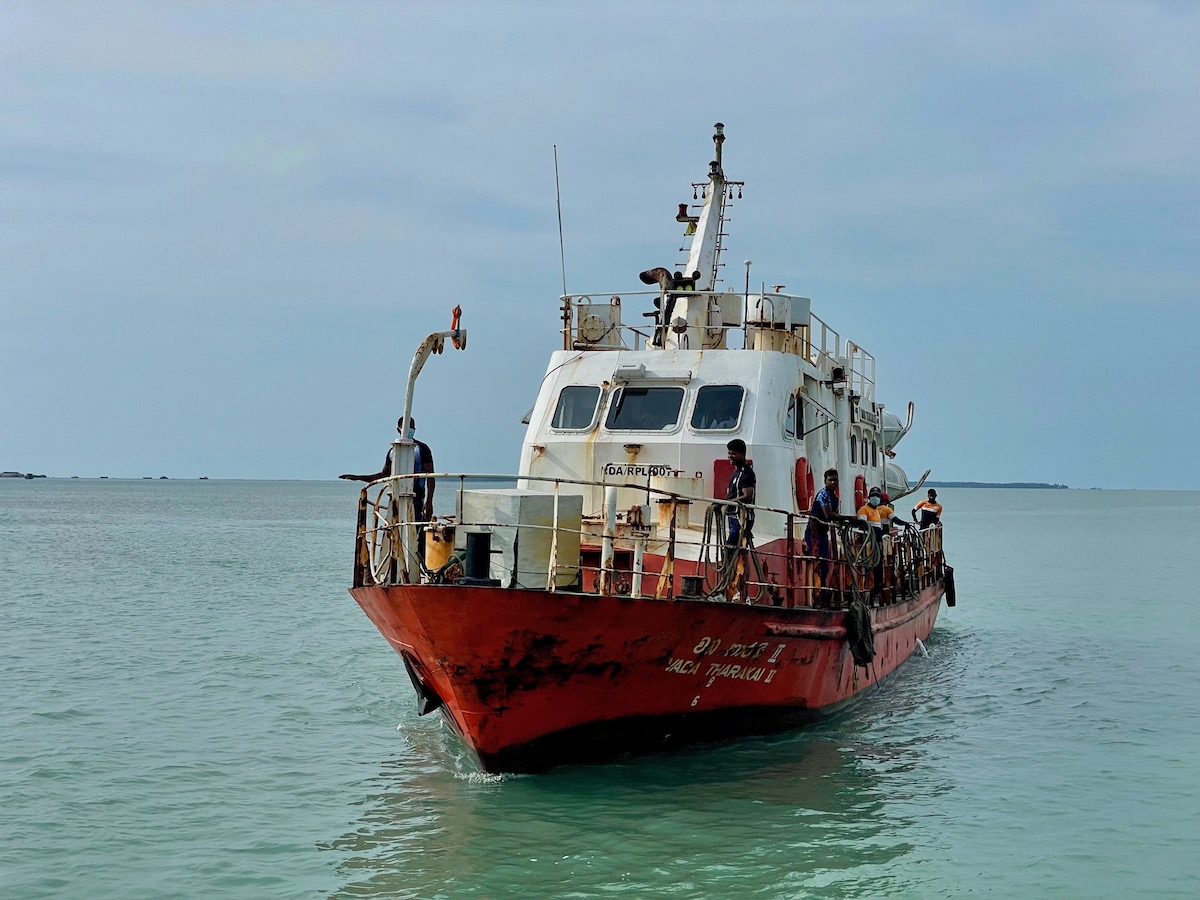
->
<box><xmin>517</xmin><ymin>124</ymin><xmax>925</xmax><ymax>556</ymax></box>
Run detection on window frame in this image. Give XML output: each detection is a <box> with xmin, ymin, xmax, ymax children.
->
<box><xmin>549</xmin><ymin>384</ymin><xmax>604</xmax><ymax>432</ymax></box>
<box><xmin>603</xmin><ymin>385</ymin><xmax>686</xmax><ymax>432</ymax></box>
<box><xmin>690</xmin><ymin>384</ymin><xmax>746</xmax><ymax>433</ymax></box>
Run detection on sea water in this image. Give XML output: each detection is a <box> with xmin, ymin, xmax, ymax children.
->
<box><xmin>2</xmin><ymin>481</ymin><xmax>1198</xmax><ymax>898</ymax></box>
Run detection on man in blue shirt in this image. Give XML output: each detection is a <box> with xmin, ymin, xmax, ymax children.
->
<box><xmin>340</xmin><ymin>417</ymin><xmax>436</xmax><ymax>521</ymax></box>
<box><xmin>804</xmin><ymin>468</ymin><xmax>856</xmax><ymax>604</ymax></box>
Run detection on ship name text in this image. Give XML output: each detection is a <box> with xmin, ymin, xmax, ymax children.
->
<box><xmin>664</xmin><ymin>637</ymin><xmax>787</xmax><ymax>687</ymax></box>
<box><xmin>603</xmin><ymin>463</ymin><xmax>683</xmax><ymax>478</ymax></box>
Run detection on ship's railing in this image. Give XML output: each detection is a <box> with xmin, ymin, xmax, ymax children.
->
<box><xmin>561</xmin><ymin>291</ymin><xmax>850</xmax><ymax>371</ymax></box>
<box><xmin>353</xmin><ymin>472</ymin><xmax>946</xmax><ymax>609</ymax></box>
<box><xmin>842</xmin><ymin>339</ymin><xmax>876</xmax><ymax>404</ymax></box>
<box><xmin>806</xmin><ymin>311</ymin><xmax>843</xmax><ymax>373</ymax></box>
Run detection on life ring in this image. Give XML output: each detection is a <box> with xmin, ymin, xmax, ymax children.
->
<box><xmin>854</xmin><ymin>473</ymin><xmax>866</xmax><ymax>511</ymax></box>
<box><xmin>795</xmin><ymin>457</ymin><xmax>815</xmax><ymax>510</ymax></box>
<box><xmin>450</xmin><ymin>305</ymin><xmax>465</xmax><ymax>350</ymax></box>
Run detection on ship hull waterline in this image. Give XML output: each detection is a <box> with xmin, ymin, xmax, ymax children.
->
<box><xmin>350</xmin><ymin>580</ymin><xmax>944</xmax><ymax>773</ymax></box>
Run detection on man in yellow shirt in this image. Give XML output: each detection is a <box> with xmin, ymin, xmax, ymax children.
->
<box><xmin>878</xmin><ymin>492</ymin><xmax>895</xmax><ymax>533</ymax></box>
<box><xmin>857</xmin><ymin>486</ymin><xmax>886</xmax><ymax>530</ymax></box>
<box><xmin>856</xmin><ymin>487</ymin><xmax>888</xmax><ymax>600</ymax></box>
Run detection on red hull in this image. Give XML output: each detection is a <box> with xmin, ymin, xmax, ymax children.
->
<box><xmin>350</xmin><ymin>582</ymin><xmax>944</xmax><ymax>772</ymax></box>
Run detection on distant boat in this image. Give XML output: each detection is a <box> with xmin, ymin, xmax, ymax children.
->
<box><xmin>143</xmin><ymin>477</ymin><xmax>152</xmax><ymax>480</ymax></box>
<box><xmin>71</xmin><ymin>476</ymin><xmax>80</xmax><ymax>479</ymax></box>
<box><xmin>199</xmin><ymin>476</ymin><xmax>209</xmax><ymax>480</ymax></box>
<box><xmin>159</xmin><ymin>476</ymin><xmax>169</xmax><ymax>480</ymax></box>
<box><xmin>0</xmin><ymin>471</ymin><xmax>22</xmax><ymax>478</ymax></box>
<box><xmin>100</xmin><ymin>476</ymin><xmax>109</xmax><ymax>479</ymax></box>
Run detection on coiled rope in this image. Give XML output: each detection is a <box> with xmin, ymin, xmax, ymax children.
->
<box><xmin>832</xmin><ymin>521</ymin><xmax>879</xmax><ymax>668</ymax></box>
<box><xmin>696</xmin><ymin>501</ymin><xmax>780</xmax><ymax>604</ymax></box>
<box><xmin>700</xmin><ymin>501</ymin><xmax>745</xmax><ymax>597</ymax></box>
<box><xmin>841</xmin><ymin>522</ymin><xmax>882</xmax><ymax>571</ymax></box>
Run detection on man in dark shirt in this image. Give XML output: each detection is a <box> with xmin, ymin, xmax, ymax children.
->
<box><xmin>912</xmin><ymin>489</ymin><xmax>943</xmax><ymax>528</ymax></box>
<box><xmin>804</xmin><ymin>467</ymin><xmax>857</xmax><ymax>603</ymax></box>
<box><xmin>340</xmin><ymin>416</ymin><xmax>436</xmax><ymax>521</ymax></box>
<box><xmin>725</xmin><ymin>439</ymin><xmax>756</xmax><ymax>548</ymax></box>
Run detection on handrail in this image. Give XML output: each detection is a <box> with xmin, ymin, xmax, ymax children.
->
<box><xmin>362</xmin><ymin>470</ymin><xmax>816</xmax><ymax>524</ymax></box>
<box><xmin>562</xmin><ymin>289</ymin><xmax>854</xmax><ymax>365</ymax></box>
<box><xmin>352</xmin><ymin>471</ymin><xmax>946</xmax><ymax>609</ymax></box>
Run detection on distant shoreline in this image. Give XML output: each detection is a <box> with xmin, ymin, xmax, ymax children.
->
<box><xmin>924</xmin><ymin>481</ymin><xmax>1068</xmax><ymax>489</ymax></box>
<box><xmin>2</xmin><ymin>475</ymin><xmax>1073</xmax><ymax>489</ymax></box>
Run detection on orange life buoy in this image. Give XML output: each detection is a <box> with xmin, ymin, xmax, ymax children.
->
<box><xmin>854</xmin><ymin>473</ymin><xmax>866</xmax><ymax>511</ymax></box>
<box><xmin>795</xmin><ymin>457</ymin><xmax>815</xmax><ymax>510</ymax></box>
<box><xmin>450</xmin><ymin>305</ymin><xmax>465</xmax><ymax>350</ymax></box>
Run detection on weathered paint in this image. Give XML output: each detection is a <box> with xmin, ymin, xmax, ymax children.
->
<box><xmin>350</xmin><ymin>580</ymin><xmax>944</xmax><ymax>772</ymax></box>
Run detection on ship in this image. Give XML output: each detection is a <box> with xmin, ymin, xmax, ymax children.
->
<box><xmin>348</xmin><ymin>124</ymin><xmax>954</xmax><ymax>773</ymax></box>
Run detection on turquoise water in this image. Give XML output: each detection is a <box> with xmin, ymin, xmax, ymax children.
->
<box><xmin>2</xmin><ymin>481</ymin><xmax>1198</xmax><ymax>898</ymax></box>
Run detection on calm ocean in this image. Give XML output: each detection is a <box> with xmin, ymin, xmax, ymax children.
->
<box><xmin>2</xmin><ymin>480</ymin><xmax>1198</xmax><ymax>898</ymax></box>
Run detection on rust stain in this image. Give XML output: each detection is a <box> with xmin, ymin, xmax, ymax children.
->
<box><xmin>471</xmin><ymin>632</ymin><xmax>623</xmax><ymax>706</ymax></box>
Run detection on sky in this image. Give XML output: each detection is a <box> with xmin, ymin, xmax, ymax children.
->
<box><xmin>2</xmin><ymin>1</ymin><xmax>1198</xmax><ymax>489</ymax></box>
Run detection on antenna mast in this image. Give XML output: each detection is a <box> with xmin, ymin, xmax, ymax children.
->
<box><xmin>684</xmin><ymin>123</ymin><xmax>742</xmax><ymax>292</ymax></box>
<box><xmin>554</xmin><ymin>145</ymin><xmax>567</xmax><ymax>298</ymax></box>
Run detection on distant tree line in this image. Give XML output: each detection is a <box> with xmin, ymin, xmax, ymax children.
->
<box><xmin>924</xmin><ymin>481</ymin><xmax>1068</xmax><ymax>489</ymax></box>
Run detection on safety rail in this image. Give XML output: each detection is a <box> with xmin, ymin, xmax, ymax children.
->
<box><xmin>559</xmin><ymin>291</ymin><xmax>848</xmax><ymax>372</ymax></box>
<box><xmin>842</xmin><ymin>340</ymin><xmax>877</xmax><ymax>404</ymax></box>
<box><xmin>353</xmin><ymin>472</ymin><xmax>947</xmax><ymax>610</ymax></box>
<box><xmin>804</xmin><ymin>311</ymin><xmax>843</xmax><ymax>372</ymax></box>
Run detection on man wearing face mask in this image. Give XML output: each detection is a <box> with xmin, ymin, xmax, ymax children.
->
<box><xmin>857</xmin><ymin>486</ymin><xmax>888</xmax><ymax>531</ymax></box>
<box><xmin>340</xmin><ymin>416</ymin><xmax>437</xmax><ymax>521</ymax></box>
<box><xmin>857</xmin><ymin>486</ymin><xmax>889</xmax><ymax>600</ymax></box>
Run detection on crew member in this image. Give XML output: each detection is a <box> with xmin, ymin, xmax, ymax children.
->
<box><xmin>857</xmin><ymin>486</ymin><xmax>886</xmax><ymax>533</ymax></box>
<box><xmin>878</xmin><ymin>492</ymin><xmax>895</xmax><ymax>533</ymax></box>
<box><xmin>879</xmin><ymin>490</ymin><xmax>900</xmax><ymax>598</ymax></box>
<box><xmin>857</xmin><ymin>486</ymin><xmax>890</xmax><ymax>600</ymax></box>
<box><xmin>804</xmin><ymin>468</ymin><xmax>857</xmax><ymax>604</ymax></box>
<box><xmin>340</xmin><ymin>416</ymin><xmax>436</xmax><ymax>521</ymax></box>
<box><xmin>724</xmin><ymin>439</ymin><xmax>756</xmax><ymax>548</ymax></box>
<box><xmin>912</xmin><ymin>489</ymin><xmax>942</xmax><ymax>528</ymax></box>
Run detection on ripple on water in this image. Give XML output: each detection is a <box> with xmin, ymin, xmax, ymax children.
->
<box><xmin>4</xmin><ymin>482</ymin><xmax>1200</xmax><ymax>898</ymax></box>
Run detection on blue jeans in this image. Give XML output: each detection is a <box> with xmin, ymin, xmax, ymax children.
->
<box><xmin>807</xmin><ymin>532</ymin><xmax>831</xmax><ymax>588</ymax></box>
<box><xmin>726</xmin><ymin>513</ymin><xmax>754</xmax><ymax>547</ymax></box>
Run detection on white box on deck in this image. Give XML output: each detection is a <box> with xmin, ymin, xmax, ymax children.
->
<box><xmin>457</xmin><ymin>489</ymin><xmax>584</xmax><ymax>589</ymax></box>
<box><xmin>747</xmin><ymin>294</ymin><xmax>811</xmax><ymax>329</ymax></box>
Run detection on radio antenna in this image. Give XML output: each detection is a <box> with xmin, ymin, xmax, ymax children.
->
<box><xmin>554</xmin><ymin>145</ymin><xmax>568</xmax><ymax>298</ymax></box>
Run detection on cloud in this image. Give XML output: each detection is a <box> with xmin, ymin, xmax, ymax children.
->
<box><xmin>2</xmin><ymin>1</ymin><xmax>1199</xmax><ymax>486</ymax></box>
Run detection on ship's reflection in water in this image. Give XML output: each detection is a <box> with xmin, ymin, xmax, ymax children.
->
<box><xmin>320</xmin><ymin>629</ymin><xmax>966</xmax><ymax>899</ymax></box>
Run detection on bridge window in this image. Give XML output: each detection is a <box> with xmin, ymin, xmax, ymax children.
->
<box><xmin>692</xmin><ymin>385</ymin><xmax>744</xmax><ymax>431</ymax></box>
<box><xmin>605</xmin><ymin>386</ymin><xmax>684</xmax><ymax>431</ymax></box>
<box><xmin>551</xmin><ymin>385</ymin><xmax>601</xmax><ymax>430</ymax></box>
